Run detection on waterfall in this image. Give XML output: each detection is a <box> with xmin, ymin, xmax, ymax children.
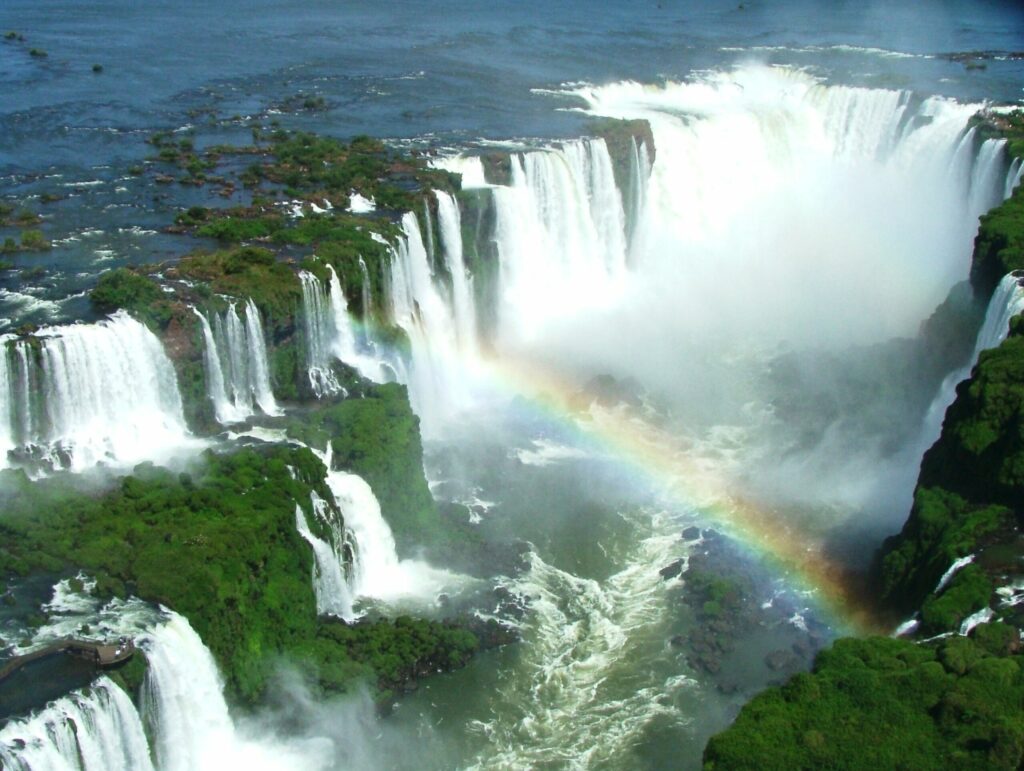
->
<box><xmin>358</xmin><ymin>257</ymin><xmax>373</xmax><ymax>321</ymax></box>
<box><xmin>434</xmin><ymin>191</ymin><xmax>479</xmax><ymax>357</ymax></box>
<box><xmin>199</xmin><ymin>302</ymin><xmax>280</xmax><ymax>423</ymax></box>
<box><xmin>1006</xmin><ymin>157</ymin><xmax>1023</xmax><ymax>198</ymax></box>
<box><xmin>288</xmin><ymin>443</ymin><xmax>460</xmax><ymax>606</ymax></box>
<box><xmin>972</xmin><ymin>272</ymin><xmax>1024</xmax><ymax>354</ymax></box>
<box><xmin>534</xmin><ymin>67</ymin><xmax>1010</xmax><ymax>351</ymax></box>
<box><xmin>626</xmin><ymin>137</ymin><xmax>652</xmax><ymax>264</ymax></box>
<box><xmin>243</xmin><ymin>300</ymin><xmax>279</xmax><ymax>416</ymax></box>
<box><xmin>299</xmin><ymin>266</ymin><xmax>392</xmax><ymax>391</ymax></box>
<box><xmin>0</xmin><ymin>335</ymin><xmax>13</xmax><ymax>460</ymax></box>
<box><xmin>490</xmin><ymin>138</ymin><xmax>630</xmax><ymax>346</ymax></box>
<box><xmin>0</xmin><ymin>311</ymin><xmax>190</xmax><ymax>471</ymax></box>
<box><xmin>934</xmin><ymin>554</ymin><xmax>975</xmax><ymax>595</ymax></box>
<box><xmin>0</xmin><ymin>677</ymin><xmax>154</xmax><ymax>771</ymax></box>
<box><xmin>919</xmin><ymin>273</ymin><xmax>1024</xmax><ymax>459</ymax></box>
<box><xmin>321</xmin><ymin>455</ymin><xmax>458</xmax><ymax>603</ymax></box>
<box><xmin>193</xmin><ymin>310</ymin><xmax>245</xmax><ymax>425</ymax></box>
<box><xmin>387</xmin><ymin>212</ymin><xmax>474</xmax><ymax>433</ymax></box>
<box><xmin>295</xmin><ymin>496</ymin><xmax>356</xmax><ymax>621</ymax></box>
<box><xmin>967</xmin><ymin>138</ymin><xmax>1009</xmax><ymax>220</ymax></box>
<box><xmin>299</xmin><ymin>271</ymin><xmax>345</xmax><ymax>397</ymax></box>
<box><xmin>140</xmin><ymin>612</ymin><xmax>328</xmax><ymax>771</ymax></box>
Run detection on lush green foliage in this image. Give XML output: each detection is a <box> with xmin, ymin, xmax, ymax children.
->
<box><xmin>971</xmin><ymin>185</ymin><xmax>1024</xmax><ymax>296</ymax></box>
<box><xmin>0</xmin><ymin>446</ymin><xmax>328</xmax><ymax>702</ymax></box>
<box><xmin>90</xmin><ymin>268</ymin><xmax>175</xmax><ymax>328</ymax></box>
<box><xmin>704</xmin><ymin>634</ymin><xmax>1024</xmax><ymax>770</ymax></box>
<box><xmin>175</xmin><ymin>246</ymin><xmax>302</xmax><ymax>323</ymax></box>
<box><xmin>299</xmin><ymin>616</ymin><xmax>478</xmax><ymax>698</ymax></box>
<box><xmin>918</xmin><ymin>318</ymin><xmax>1024</xmax><ymax>509</ymax></box>
<box><xmin>878</xmin><ymin>487</ymin><xmax>1010</xmax><ymax>620</ymax></box>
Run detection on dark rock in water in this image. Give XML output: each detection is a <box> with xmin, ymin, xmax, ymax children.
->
<box><xmin>669</xmin><ymin>635</ymin><xmax>686</xmax><ymax>648</ymax></box>
<box><xmin>717</xmin><ymin>680</ymin><xmax>739</xmax><ymax>695</ymax></box>
<box><xmin>682</xmin><ymin>526</ymin><xmax>701</xmax><ymax>541</ymax></box>
<box><xmin>659</xmin><ymin>559</ymin><xmax>684</xmax><ymax>580</ymax></box>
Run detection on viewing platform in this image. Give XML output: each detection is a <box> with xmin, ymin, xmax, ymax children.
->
<box><xmin>0</xmin><ymin>637</ymin><xmax>135</xmax><ymax>683</ymax></box>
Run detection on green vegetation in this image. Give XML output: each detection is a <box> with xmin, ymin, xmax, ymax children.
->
<box><xmin>298</xmin><ymin>616</ymin><xmax>478</xmax><ymax>698</ymax></box>
<box><xmin>970</xmin><ymin>185</ymin><xmax>1024</xmax><ymax>296</ymax></box>
<box><xmin>878</xmin><ymin>487</ymin><xmax>1010</xmax><ymax>621</ymax></box>
<box><xmin>704</xmin><ymin>633</ymin><xmax>1024</xmax><ymax>770</ymax></box>
<box><xmin>0</xmin><ymin>445</ymin><xmax>486</xmax><ymax>704</ymax></box>
<box><xmin>918</xmin><ymin>316</ymin><xmax>1024</xmax><ymax>509</ymax></box>
<box><xmin>90</xmin><ymin>268</ymin><xmax>175</xmax><ymax>328</ymax></box>
<box><xmin>2</xmin><ymin>229</ymin><xmax>52</xmax><ymax>253</ymax></box>
<box><xmin>28</xmin><ymin>48</ymin><xmax>46</xmax><ymax>58</ymax></box>
<box><xmin>175</xmin><ymin>246</ymin><xmax>302</xmax><ymax>322</ymax></box>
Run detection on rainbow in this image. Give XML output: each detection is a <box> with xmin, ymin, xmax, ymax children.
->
<box><xmin>469</xmin><ymin>349</ymin><xmax>884</xmax><ymax>637</ymax></box>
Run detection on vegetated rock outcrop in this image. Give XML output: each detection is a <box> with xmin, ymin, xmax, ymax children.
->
<box><xmin>704</xmin><ymin>145</ymin><xmax>1024</xmax><ymax>769</ymax></box>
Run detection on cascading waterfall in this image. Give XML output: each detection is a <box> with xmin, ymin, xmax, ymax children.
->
<box><xmin>968</xmin><ymin>138</ymin><xmax>1011</xmax><ymax>218</ymax></box>
<box><xmin>193</xmin><ymin>310</ymin><xmax>245</xmax><ymax>425</ymax></box>
<box><xmin>242</xmin><ymin>299</ymin><xmax>279</xmax><ymax>416</ymax></box>
<box><xmin>295</xmin><ymin>493</ymin><xmax>356</xmax><ymax>621</ymax></box>
<box><xmin>973</xmin><ymin>272</ymin><xmax>1024</xmax><ymax>354</ymax></box>
<box><xmin>0</xmin><ymin>311</ymin><xmax>190</xmax><ymax>471</ymax></box>
<box><xmin>0</xmin><ymin>677</ymin><xmax>154</xmax><ymax>771</ymax></box>
<box><xmin>387</xmin><ymin>212</ymin><xmax>477</xmax><ymax>433</ymax></box>
<box><xmin>198</xmin><ymin>301</ymin><xmax>280</xmax><ymax>423</ymax></box>
<box><xmin>434</xmin><ymin>191</ymin><xmax>479</xmax><ymax>357</ymax></box>
<box><xmin>358</xmin><ymin>257</ymin><xmax>373</xmax><ymax>320</ymax></box>
<box><xmin>140</xmin><ymin>612</ymin><xmax>329</xmax><ymax>771</ymax></box>
<box><xmin>920</xmin><ymin>272</ymin><xmax>1024</xmax><ymax>447</ymax></box>
<box><xmin>625</xmin><ymin>136</ymin><xmax>652</xmax><ymax>263</ymax></box>
<box><xmin>312</xmin><ymin>444</ymin><xmax>458</xmax><ymax>605</ymax></box>
<box><xmin>492</xmin><ymin>138</ymin><xmax>630</xmax><ymax>345</ymax></box>
<box><xmin>299</xmin><ymin>271</ymin><xmax>346</xmax><ymax>396</ymax></box>
<box><xmin>298</xmin><ymin>266</ymin><xmax>392</xmax><ymax>392</ymax></box>
<box><xmin>0</xmin><ymin>607</ymin><xmax>335</xmax><ymax>771</ymax></box>
<box><xmin>1006</xmin><ymin>157</ymin><xmax>1023</xmax><ymax>198</ymax></box>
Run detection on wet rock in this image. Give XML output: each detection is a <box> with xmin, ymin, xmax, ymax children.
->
<box><xmin>681</xmin><ymin>526</ymin><xmax>701</xmax><ymax>541</ymax></box>
<box><xmin>669</xmin><ymin>635</ymin><xmax>686</xmax><ymax>648</ymax></box>
<box><xmin>659</xmin><ymin>559</ymin><xmax>684</xmax><ymax>580</ymax></box>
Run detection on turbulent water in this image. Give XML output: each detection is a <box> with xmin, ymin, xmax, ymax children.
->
<box><xmin>2</xmin><ymin>1</ymin><xmax>1024</xmax><ymax>768</ymax></box>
